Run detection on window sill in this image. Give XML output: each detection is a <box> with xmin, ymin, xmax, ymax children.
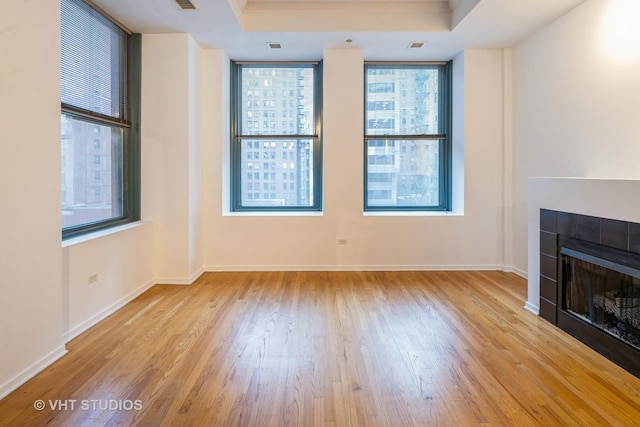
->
<box><xmin>223</xmin><ymin>211</ymin><xmax>323</xmax><ymax>217</ymax></box>
<box><xmin>363</xmin><ymin>211</ymin><xmax>463</xmax><ymax>217</ymax></box>
<box><xmin>62</xmin><ymin>221</ymin><xmax>147</xmax><ymax>248</ymax></box>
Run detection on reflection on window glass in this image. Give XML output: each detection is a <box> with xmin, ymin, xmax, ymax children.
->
<box><xmin>241</xmin><ymin>67</ymin><xmax>315</xmax><ymax>136</ymax></box>
<box><xmin>61</xmin><ymin>114</ymin><xmax>122</xmax><ymax>228</ymax></box>
<box><xmin>365</xmin><ymin>66</ymin><xmax>439</xmax><ymax>136</ymax></box>
<box><xmin>239</xmin><ymin>139</ymin><xmax>314</xmax><ymax>207</ymax></box>
<box><xmin>365</xmin><ymin>139</ymin><xmax>440</xmax><ymax>207</ymax></box>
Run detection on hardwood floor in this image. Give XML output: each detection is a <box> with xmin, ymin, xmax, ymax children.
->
<box><xmin>1</xmin><ymin>271</ymin><xmax>640</xmax><ymax>426</ymax></box>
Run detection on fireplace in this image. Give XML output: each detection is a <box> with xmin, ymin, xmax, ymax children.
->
<box><xmin>539</xmin><ymin>209</ymin><xmax>640</xmax><ymax>378</ymax></box>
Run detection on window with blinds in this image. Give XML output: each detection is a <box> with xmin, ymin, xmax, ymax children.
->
<box><xmin>61</xmin><ymin>0</ymin><xmax>140</xmax><ymax>238</ymax></box>
<box><xmin>61</xmin><ymin>0</ymin><xmax>128</xmax><ymax>123</ymax></box>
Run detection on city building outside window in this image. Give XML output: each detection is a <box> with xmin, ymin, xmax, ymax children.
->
<box><xmin>364</xmin><ymin>62</ymin><xmax>451</xmax><ymax>211</ymax></box>
<box><xmin>230</xmin><ymin>62</ymin><xmax>322</xmax><ymax>211</ymax></box>
<box><xmin>61</xmin><ymin>0</ymin><xmax>140</xmax><ymax>238</ymax></box>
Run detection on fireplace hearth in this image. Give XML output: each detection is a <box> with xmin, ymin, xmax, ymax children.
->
<box><xmin>539</xmin><ymin>209</ymin><xmax>640</xmax><ymax>378</ymax></box>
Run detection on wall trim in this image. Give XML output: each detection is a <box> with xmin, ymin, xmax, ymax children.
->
<box><xmin>503</xmin><ymin>265</ymin><xmax>527</xmax><ymax>279</ymax></box>
<box><xmin>204</xmin><ymin>264</ymin><xmax>505</xmax><ymax>272</ymax></box>
<box><xmin>524</xmin><ymin>301</ymin><xmax>540</xmax><ymax>315</ymax></box>
<box><xmin>63</xmin><ymin>279</ymin><xmax>156</xmax><ymax>343</ymax></box>
<box><xmin>0</xmin><ymin>345</ymin><xmax>67</xmax><ymax>400</ymax></box>
<box><xmin>155</xmin><ymin>267</ymin><xmax>205</xmax><ymax>285</ymax></box>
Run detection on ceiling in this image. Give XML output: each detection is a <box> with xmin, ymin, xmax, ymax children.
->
<box><xmin>91</xmin><ymin>0</ymin><xmax>585</xmax><ymax>61</ymax></box>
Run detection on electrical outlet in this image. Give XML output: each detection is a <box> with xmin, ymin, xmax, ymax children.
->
<box><xmin>87</xmin><ymin>274</ymin><xmax>98</xmax><ymax>284</ymax></box>
<box><xmin>337</xmin><ymin>239</ymin><xmax>348</xmax><ymax>245</ymax></box>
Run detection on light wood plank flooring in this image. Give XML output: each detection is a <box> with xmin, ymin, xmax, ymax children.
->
<box><xmin>1</xmin><ymin>271</ymin><xmax>640</xmax><ymax>426</ymax></box>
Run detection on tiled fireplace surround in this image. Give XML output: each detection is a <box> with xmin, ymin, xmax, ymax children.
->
<box><xmin>538</xmin><ymin>209</ymin><xmax>640</xmax><ymax>323</ymax></box>
<box><xmin>528</xmin><ymin>178</ymin><xmax>640</xmax><ymax>377</ymax></box>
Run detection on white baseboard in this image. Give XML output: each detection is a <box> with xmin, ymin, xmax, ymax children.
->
<box><xmin>524</xmin><ymin>301</ymin><xmax>540</xmax><ymax>315</ymax></box>
<box><xmin>63</xmin><ymin>279</ymin><xmax>156</xmax><ymax>343</ymax></box>
<box><xmin>0</xmin><ymin>345</ymin><xmax>67</xmax><ymax>400</ymax></box>
<box><xmin>155</xmin><ymin>267</ymin><xmax>205</xmax><ymax>285</ymax></box>
<box><xmin>502</xmin><ymin>265</ymin><xmax>528</xmax><ymax>279</ymax></box>
<box><xmin>204</xmin><ymin>264</ymin><xmax>505</xmax><ymax>272</ymax></box>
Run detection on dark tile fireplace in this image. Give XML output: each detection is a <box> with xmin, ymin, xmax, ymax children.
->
<box><xmin>539</xmin><ymin>209</ymin><xmax>640</xmax><ymax>378</ymax></box>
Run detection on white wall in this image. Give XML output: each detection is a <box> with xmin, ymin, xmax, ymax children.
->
<box><xmin>205</xmin><ymin>48</ymin><xmax>509</xmax><ymax>271</ymax></box>
<box><xmin>513</xmin><ymin>0</ymin><xmax>640</xmax><ymax>274</ymax></box>
<box><xmin>0</xmin><ymin>3</ymin><xmax>160</xmax><ymax>398</ymax></box>
<box><xmin>142</xmin><ymin>33</ymin><xmax>204</xmax><ymax>283</ymax></box>
<box><xmin>451</xmin><ymin>51</ymin><xmax>465</xmax><ymax>214</ymax></box>
<box><xmin>201</xmin><ymin>49</ymin><xmax>229</xmax><ymax>266</ymax></box>
<box><xmin>61</xmin><ymin>224</ymin><xmax>156</xmax><ymax>342</ymax></box>
<box><xmin>188</xmin><ymin>37</ymin><xmax>204</xmax><ymax>278</ymax></box>
<box><xmin>0</xmin><ymin>0</ymin><xmax>66</xmax><ymax>398</ymax></box>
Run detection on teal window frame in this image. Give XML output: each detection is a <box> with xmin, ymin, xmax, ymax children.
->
<box><xmin>363</xmin><ymin>62</ymin><xmax>452</xmax><ymax>212</ymax></box>
<box><xmin>230</xmin><ymin>61</ymin><xmax>323</xmax><ymax>212</ymax></box>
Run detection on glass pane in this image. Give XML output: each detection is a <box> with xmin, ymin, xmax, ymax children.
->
<box><xmin>61</xmin><ymin>114</ymin><xmax>123</xmax><ymax>228</ymax></box>
<box><xmin>366</xmin><ymin>66</ymin><xmax>439</xmax><ymax>136</ymax></box>
<box><xmin>240</xmin><ymin>66</ymin><xmax>315</xmax><ymax>135</ymax></box>
<box><xmin>61</xmin><ymin>0</ymin><xmax>126</xmax><ymax>119</ymax></box>
<box><xmin>366</xmin><ymin>139</ymin><xmax>440</xmax><ymax>207</ymax></box>
<box><xmin>239</xmin><ymin>139</ymin><xmax>314</xmax><ymax>207</ymax></box>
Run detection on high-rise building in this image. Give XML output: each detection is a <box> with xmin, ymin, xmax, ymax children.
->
<box><xmin>61</xmin><ymin>115</ymin><xmax>118</xmax><ymax>229</ymax></box>
<box><xmin>239</xmin><ymin>67</ymin><xmax>315</xmax><ymax>207</ymax></box>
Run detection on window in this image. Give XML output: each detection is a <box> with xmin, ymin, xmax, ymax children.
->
<box><xmin>231</xmin><ymin>62</ymin><xmax>322</xmax><ymax>211</ymax></box>
<box><xmin>61</xmin><ymin>0</ymin><xmax>140</xmax><ymax>238</ymax></box>
<box><xmin>364</xmin><ymin>63</ymin><xmax>451</xmax><ymax>211</ymax></box>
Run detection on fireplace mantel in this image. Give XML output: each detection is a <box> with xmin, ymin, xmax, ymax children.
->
<box><xmin>527</xmin><ymin>178</ymin><xmax>640</xmax><ymax>314</ymax></box>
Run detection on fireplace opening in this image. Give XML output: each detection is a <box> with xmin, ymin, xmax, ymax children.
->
<box><xmin>558</xmin><ymin>237</ymin><xmax>640</xmax><ymax>377</ymax></box>
<box><xmin>561</xmin><ymin>246</ymin><xmax>640</xmax><ymax>351</ymax></box>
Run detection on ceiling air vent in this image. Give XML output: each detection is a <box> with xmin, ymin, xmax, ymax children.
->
<box><xmin>175</xmin><ymin>0</ymin><xmax>196</xmax><ymax>10</ymax></box>
<box><xmin>408</xmin><ymin>41</ymin><xmax>425</xmax><ymax>49</ymax></box>
<box><xmin>267</xmin><ymin>42</ymin><xmax>282</xmax><ymax>49</ymax></box>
